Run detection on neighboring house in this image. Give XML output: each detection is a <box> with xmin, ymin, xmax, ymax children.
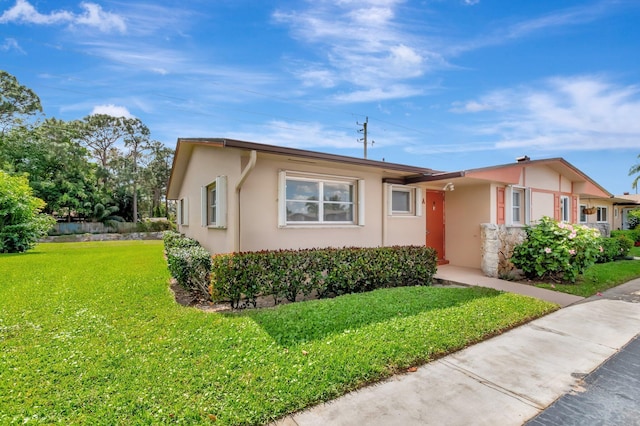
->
<box><xmin>613</xmin><ymin>193</ymin><xmax>640</xmax><ymax>230</ymax></box>
<box><xmin>167</xmin><ymin>138</ymin><xmax>619</xmax><ymax>277</ymax></box>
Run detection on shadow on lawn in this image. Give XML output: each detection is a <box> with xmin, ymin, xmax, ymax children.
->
<box><xmin>233</xmin><ymin>286</ymin><xmax>502</xmax><ymax>347</ymax></box>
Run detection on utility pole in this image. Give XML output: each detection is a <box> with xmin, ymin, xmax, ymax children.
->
<box><xmin>357</xmin><ymin>116</ymin><xmax>373</xmax><ymax>159</ymax></box>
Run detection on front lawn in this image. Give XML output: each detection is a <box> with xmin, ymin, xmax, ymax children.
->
<box><xmin>0</xmin><ymin>241</ymin><xmax>557</xmax><ymax>425</ymax></box>
<box><xmin>535</xmin><ymin>259</ymin><xmax>640</xmax><ymax>297</ymax></box>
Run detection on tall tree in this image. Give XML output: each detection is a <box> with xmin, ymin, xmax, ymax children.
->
<box><xmin>122</xmin><ymin>118</ymin><xmax>150</xmax><ymax>222</ymax></box>
<box><xmin>77</xmin><ymin>114</ymin><xmax>126</xmax><ymax>170</ymax></box>
<box><xmin>2</xmin><ymin>119</ymin><xmax>99</xmax><ymax>220</ymax></box>
<box><xmin>143</xmin><ymin>140</ymin><xmax>174</xmax><ymax>217</ymax></box>
<box><xmin>629</xmin><ymin>155</ymin><xmax>640</xmax><ymax>191</ymax></box>
<box><xmin>0</xmin><ymin>70</ymin><xmax>42</xmax><ymax>133</ymax></box>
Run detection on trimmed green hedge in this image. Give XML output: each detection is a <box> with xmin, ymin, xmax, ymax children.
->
<box><xmin>596</xmin><ymin>234</ymin><xmax>633</xmax><ymax>263</ymax></box>
<box><xmin>211</xmin><ymin>246</ymin><xmax>438</xmax><ymax>309</ymax></box>
<box><xmin>611</xmin><ymin>229</ymin><xmax>640</xmax><ymax>245</ymax></box>
<box><xmin>163</xmin><ymin>231</ymin><xmax>212</xmax><ymax>298</ymax></box>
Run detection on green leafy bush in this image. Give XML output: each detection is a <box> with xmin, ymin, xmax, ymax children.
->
<box><xmin>163</xmin><ymin>232</ymin><xmax>211</xmax><ymax>298</ymax></box>
<box><xmin>596</xmin><ymin>234</ymin><xmax>633</xmax><ymax>263</ymax></box>
<box><xmin>0</xmin><ymin>170</ymin><xmax>56</xmax><ymax>253</ymax></box>
<box><xmin>136</xmin><ymin>218</ymin><xmax>173</xmax><ymax>232</ymax></box>
<box><xmin>511</xmin><ymin>216</ymin><xmax>601</xmax><ymax>282</ymax></box>
<box><xmin>211</xmin><ymin>246</ymin><xmax>438</xmax><ymax>308</ymax></box>
<box><xmin>627</xmin><ymin>209</ymin><xmax>640</xmax><ymax>230</ymax></box>
<box><xmin>612</xmin><ymin>229</ymin><xmax>640</xmax><ymax>244</ymax></box>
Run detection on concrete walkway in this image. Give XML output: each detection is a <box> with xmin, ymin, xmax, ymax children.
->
<box><xmin>434</xmin><ymin>264</ymin><xmax>584</xmax><ymax>307</ymax></box>
<box><xmin>274</xmin><ymin>279</ymin><xmax>640</xmax><ymax>426</ymax></box>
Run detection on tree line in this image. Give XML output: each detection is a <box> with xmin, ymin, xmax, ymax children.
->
<box><xmin>0</xmin><ymin>70</ymin><xmax>174</xmax><ymax>224</ymax></box>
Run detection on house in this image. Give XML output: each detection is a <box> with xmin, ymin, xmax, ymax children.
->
<box><xmin>612</xmin><ymin>193</ymin><xmax>640</xmax><ymax>230</ymax></box>
<box><xmin>166</xmin><ymin>138</ymin><xmax>619</xmax><ymax>277</ymax></box>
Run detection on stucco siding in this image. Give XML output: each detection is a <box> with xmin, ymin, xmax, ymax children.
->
<box><xmin>176</xmin><ymin>147</ymin><xmax>427</xmax><ymax>254</ymax></box>
<box><xmin>237</xmin><ymin>156</ymin><xmax>391</xmax><ymax>252</ymax></box>
<box><xmin>176</xmin><ymin>145</ymin><xmax>240</xmax><ymax>254</ymax></box>
<box><xmin>445</xmin><ymin>184</ymin><xmax>490</xmax><ymax>268</ymax></box>
<box><xmin>525</xmin><ymin>166</ymin><xmax>559</xmax><ymax>191</ymax></box>
<box><xmin>531</xmin><ymin>191</ymin><xmax>554</xmax><ymax>222</ymax></box>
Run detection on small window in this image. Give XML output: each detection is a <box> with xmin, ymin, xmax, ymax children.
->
<box><xmin>512</xmin><ymin>188</ymin><xmax>523</xmax><ymax>224</ymax></box>
<box><xmin>279</xmin><ymin>171</ymin><xmax>363</xmax><ymax>226</ymax></box>
<box><xmin>560</xmin><ymin>196</ymin><xmax>570</xmax><ymax>222</ymax></box>
<box><xmin>579</xmin><ymin>204</ymin><xmax>587</xmax><ymax>223</ymax></box>
<box><xmin>596</xmin><ymin>206</ymin><xmax>608</xmax><ymax>223</ymax></box>
<box><xmin>178</xmin><ymin>198</ymin><xmax>189</xmax><ymax>226</ymax></box>
<box><xmin>391</xmin><ymin>187</ymin><xmax>414</xmax><ymax>215</ymax></box>
<box><xmin>201</xmin><ymin>176</ymin><xmax>227</xmax><ymax>228</ymax></box>
<box><xmin>508</xmin><ymin>186</ymin><xmax>529</xmax><ymax>226</ymax></box>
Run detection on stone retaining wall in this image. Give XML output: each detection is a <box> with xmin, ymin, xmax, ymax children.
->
<box><xmin>40</xmin><ymin>232</ymin><xmax>164</xmax><ymax>243</ymax></box>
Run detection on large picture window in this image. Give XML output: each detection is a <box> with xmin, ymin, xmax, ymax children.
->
<box><xmin>279</xmin><ymin>172</ymin><xmax>364</xmax><ymax>226</ymax></box>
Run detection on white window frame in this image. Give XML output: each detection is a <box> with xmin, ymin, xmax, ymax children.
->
<box><xmin>506</xmin><ymin>186</ymin><xmax>530</xmax><ymax>226</ymax></box>
<box><xmin>596</xmin><ymin>206</ymin><xmax>608</xmax><ymax>223</ymax></box>
<box><xmin>389</xmin><ymin>185</ymin><xmax>422</xmax><ymax>217</ymax></box>
<box><xmin>278</xmin><ymin>171</ymin><xmax>364</xmax><ymax>227</ymax></box>
<box><xmin>579</xmin><ymin>204</ymin><xmax>587</xmax><ymax>223</ymax></box>
<box><xmin>178</xmin><ymin>198</ymin><xmax>189</xmax><ymax>226</ymax></box>
<box><xmin>201</xmin><ymin>176</ymin><xmax>227</xmax><ymax>228</ymax></box>
<box><xmin>560</xmin><ymin>195</ymin><xmax>570</xmax><ymax>222</ymax></box>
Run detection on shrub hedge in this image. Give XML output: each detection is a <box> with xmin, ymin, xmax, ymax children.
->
<box><xmin>211</xmin><ymin>246</ymin><xmax>438</xmax><ymax>309</ymax></box>
<box><xmin>595</xmin><ymin>234</ymin><xmax>633</xmax><ymax>263</ymax></box>
<box><xmin>611</xmin><ymin>229</ymin><xmax>640</xmax><ymax>245</ymax></box>
<box><xmin>163</xmin><ymin>231</ymin><xmax>212</xmax><ymax>298</ymax></box>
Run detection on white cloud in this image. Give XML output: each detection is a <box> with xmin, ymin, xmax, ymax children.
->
<box><xmin>454</xmin><ymin>75</ymin><xmax>640</xmax><ymax>152</ymax></box>
<box><xmin>0</xmin><ymin>0</ymin><xmax>72</xmax><ymax>24</ymax></box>
<box><xmin>0</xmin><ymin>0</ymin><xmax>126</xmax><ymax>33</ymax></box>
<box><xmin>91</xmin><ymin>104</ymin><xmax>133</xmax><ymax>118</ymax></box>
<box><xmin>273</xmin><ymin>1</ymin><xmax>440</xmax><ymax>101</ymax></box>
<box><xmin>464</xmin><ymin>0</ymin><xmax>480</xmax><ymax>5</ymax></box>
<box><xmin>1</xmin><ymin>37</ymin><xmax>23</xmax><ymax>53</ymax></box>
<box><xmin>333</xmin><ymin>84</ymin><xmax>424</xmax><ymax>103</ymax></box>
<box><xmin>73</xmin><ymin>2</ymin><xmax>126</xmax><ymax>33</ymax></box>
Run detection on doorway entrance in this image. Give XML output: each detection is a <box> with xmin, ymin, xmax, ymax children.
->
<box><xmin>425</xmin><ymin>190</ymin><xmax>446</xmax><ymax>264</ymax></box>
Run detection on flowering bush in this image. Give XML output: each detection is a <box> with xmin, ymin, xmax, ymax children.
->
<box><xmin>511</xmin><ymin>216</ymin><xmax>601</xmax><ymax>282</ymax></box>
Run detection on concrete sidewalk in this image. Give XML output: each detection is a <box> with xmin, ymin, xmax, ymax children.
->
<box><xmin>434</xmin><ymin>265</ymin><xmax>584</xmax><ymax>307</ymax></box>
<box><xmin>275</xmin><ymin>280</ymin><xmax>640</xmax><ymax>426</ymax></box>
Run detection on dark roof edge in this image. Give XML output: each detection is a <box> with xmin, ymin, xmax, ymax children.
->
<box><xmin>177</xmin><ymin>138</ymin><xmax>442</xmax><ymax>175</ymax></box>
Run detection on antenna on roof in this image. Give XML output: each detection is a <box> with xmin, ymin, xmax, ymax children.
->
<box><xmin>357</xmin><ymin>116</ymin><xmax>374</xmax><ymax>159</ymax></box>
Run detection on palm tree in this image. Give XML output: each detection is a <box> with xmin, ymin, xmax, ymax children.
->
<box><xmin>630</xmin><ymin>154</ymin><xmax>640</xmax><ymax>191</ymax></box>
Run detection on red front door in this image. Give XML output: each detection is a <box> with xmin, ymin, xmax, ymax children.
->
<box><xmin>425</xmin><ymin>190</ymin><xmax>446</xmax><ymax>263</ymax></box>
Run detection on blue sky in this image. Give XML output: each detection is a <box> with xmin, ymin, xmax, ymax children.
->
<box><xmin>2</xmin><ymin>0</ymin><xmax>640</xmax><ymax>195</ymax></box>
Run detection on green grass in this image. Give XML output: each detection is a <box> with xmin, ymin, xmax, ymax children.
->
<box><xmin>1</xmin><ymin>241</ymin><xmax>557</xmax><ymax>425</ymax></box>
<box><xmin>629</xmin><ymin>245</ymin><xmax>640</xmax><ymax>257</ymax></box>
<box><xmin>535</xmin><ymin>259</ymin><xmax>640</xmax><ymax>297</ymax></box>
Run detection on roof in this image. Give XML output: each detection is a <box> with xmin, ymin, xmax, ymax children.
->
<box><xmin>167</xmin><ymin>138</ymin><xmax>441</xmax><ymax>199</ymax></box>
<box><xmin>401</xmin><ymin>157</ymin><xmax>613</xmax><ymax>199</ymax></box>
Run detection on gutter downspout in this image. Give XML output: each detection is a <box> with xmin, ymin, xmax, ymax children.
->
<box><xmin>382</xmin><ymin>182</ymin><xmax>388</xmax><ymax>246</ymax></box>
<box><xmin>235</xmin><ymin>150</ymin><xmax>257</xmax><ymax>252</ymax></box>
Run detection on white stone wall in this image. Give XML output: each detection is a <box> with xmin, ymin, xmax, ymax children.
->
<box><xmin>480</xmin><ymin>224</ymin><xmax>526</xmax><ymax>278</ymax></box>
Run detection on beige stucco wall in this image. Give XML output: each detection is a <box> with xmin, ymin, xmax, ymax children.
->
<box><xmin>530</xmin><ymin>190</ymin><xmax>554</xmax><ymax>222</ymax></box>
<box><xmin>175</xmin><ymin>147</ymin><xmax>426</xmax><ymax>254</ymax></box>
<box><xmin>525</xmin><ymin>166</ymin><xmax>559</xmax><ymax>191</ymax></box>
<box><xmin>444</xmin><ymin>183</ymin><xmax>491</xmax><ymax>268</ymax></box>
<box><xmin>175</xmin><ymin>145</ymin><xmax>240</xmax><ymax>254</ymax></box>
